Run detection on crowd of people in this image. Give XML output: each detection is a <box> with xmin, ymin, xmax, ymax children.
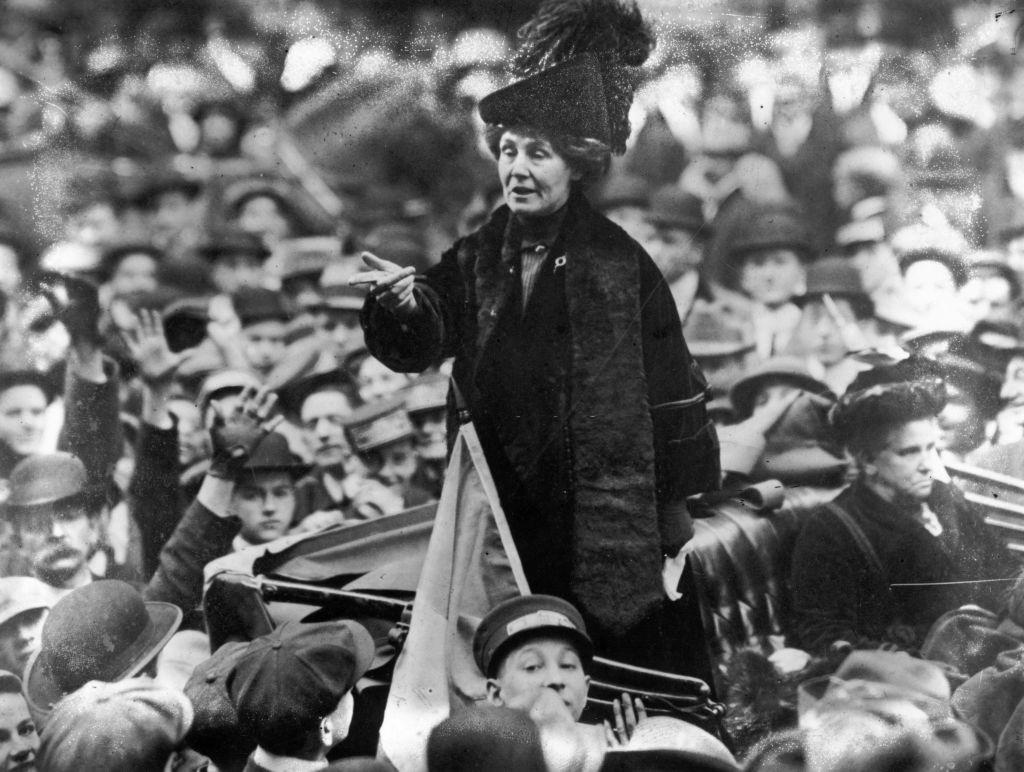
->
<box><xmin>2</xmin><ymin>0</ymin><xmax>1024</xmax><ymax>769</ymax></box>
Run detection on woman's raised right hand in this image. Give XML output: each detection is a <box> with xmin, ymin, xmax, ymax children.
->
<box><xmin>349</xmin><ymin>252</ymin><xmax>418</xmax><ymax>317</ymax></box>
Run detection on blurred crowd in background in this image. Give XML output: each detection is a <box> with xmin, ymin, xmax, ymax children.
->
<box><xmin>1</xmin><ymin>0</ymin><xmax>1024</xmax><ymax>769</ymax></box>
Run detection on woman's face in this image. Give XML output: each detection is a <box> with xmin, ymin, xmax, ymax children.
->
<box><xmin>497</xmin><ymin>130</ymin><xmax>576</xmax><ymax>218</ymax></box>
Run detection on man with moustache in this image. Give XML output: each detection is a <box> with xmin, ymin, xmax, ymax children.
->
<box><xmin>790</xmin><ymin>360</ymin><xmax>1017</xmax><ymax>655</ymax></box>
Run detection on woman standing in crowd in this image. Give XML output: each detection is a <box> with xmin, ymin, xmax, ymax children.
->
<box><xmin>353</xmin><ymin>0</ymin><xmax>718</xmax><ymax>664</ymax></box>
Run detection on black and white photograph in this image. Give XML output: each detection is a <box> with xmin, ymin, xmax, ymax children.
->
<box><xmin>0</xmin><ymin>0</ymin><xmax>1021</xmax><ymax>769</ymax></box>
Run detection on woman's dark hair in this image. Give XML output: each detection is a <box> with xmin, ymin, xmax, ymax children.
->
<box><xmin>483</xmin><ymin>124</ymin><xmax>611</xmax><ymax>187</ymax></box>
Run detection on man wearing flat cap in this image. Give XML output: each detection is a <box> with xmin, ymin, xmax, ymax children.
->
<box><xmin>226</xmin><ymin>620</ymin><xmax>374</xmax><ymax>772</ymax></box>
<box><xmin>790</xmin><ymin>361</ymin><xmax>1017</xmax><ymax>654</ymax></box>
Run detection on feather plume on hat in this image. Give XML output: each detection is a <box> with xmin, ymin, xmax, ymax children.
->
<box><xmin>508</xmin><ymin>0</ymin><xmax>655</xmax><ymax>154</ymax></box>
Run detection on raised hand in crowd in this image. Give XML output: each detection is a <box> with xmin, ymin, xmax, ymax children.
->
<box><xmin>206</xmin><ymin>294</ymin><xmax>250</xmax><ymax>372</ymax></box>
<box><xmin>349</xmin><ymin>252</ymin><xmax>418</xmax><ymax>317</ymax></box>
<box><xmin>208</xmin><ymin>385</ymin><xmax>282</xmax><ymax>479</ymax></box>
<box><xmin>122</xmin><ymin>309</ymin><xmax>185</xmax><ymax>389</ymax></box>
<box><xmin>39</xmin><ymin>273</ymin><xmax>105</xmax><ymax>381</ymax></box>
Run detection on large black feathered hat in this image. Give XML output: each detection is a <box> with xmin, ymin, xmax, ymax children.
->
<box><xmin>829</xmin><ymin>357</ymin><xmax>947</xmax><ymax>448</ymax></box>
<box><xmin>478</xmin><ymin>0</ymin><xmax>654</xmax><ymax>154</ymax></box>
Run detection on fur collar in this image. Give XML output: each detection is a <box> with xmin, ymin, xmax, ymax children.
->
<box><xmin>459</xmin><ymin>190</ymin><xmax>664</xmax><ymax>634</ymax></box>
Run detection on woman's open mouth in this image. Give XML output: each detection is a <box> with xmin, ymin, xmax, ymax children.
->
<box><xmin>511</xmin><ymin>186</ymin><xmax>535</xmax><ymax>195</ymax></box>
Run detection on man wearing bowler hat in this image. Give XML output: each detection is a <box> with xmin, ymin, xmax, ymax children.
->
<box><xmin>226</xmin><ymin>620</ymin><xmax>374</xmax><ymax>772</ymax></box>
<box><xmin>645</xmin><ymin>184</ymin><xmax>712</xmax><ymax>322</ymax></box>
<box><xmin>2</xmin><ymin>453</ymin><xmax>122</xmax><ymax>590</ymax></box>
<box><xmin>23</xmin><ymin>579</ymin><xmax>181</xmax><ymax>729</ymax></box>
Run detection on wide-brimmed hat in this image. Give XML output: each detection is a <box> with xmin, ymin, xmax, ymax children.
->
<box><xmin>237</xmin><ymin>432</ymin><xmax>311</xmax><ymax>481</ymax></box>
<box><xmin>647</xmin><ymin>185</ymin><xmax>707</xmax><ymax>233</ymax></box>
<box><xmin>794</xmin><ymin>256</ymin><xmax>873</xmax><ymax>319</ymax></box>
<box><xmin>25</xmin><ymin>581</ymin><xmax>182</xmax><ymax>726</ymax></box>
<box><xmin>0</xmin><ymin>576</ymin><xmax>55</xmax><ymax>629</ymax></box>
<box><xmin>473</xmin><ymin>594</ymin><xmax>593</xmax><ymax>678</ymax></box>
<box><xmin>231</xmin><ymin>286</ymin><xmax>289</xmax><ymax>327</ymax></box>
<box><xmin>729</xmin><ymin>357</ymin><xmax>835</xmax><ymax>419</ymax></box>
<box><xmin>4</xmin><ymin>452</ymin><xmax>103</xmax><ymax>511</ymax></box>
<box><xmin>726</xmin><ymin>202</ymin><xmax>814</xmax><ymax>261</ymax></box>
<box><xmin>98</xmin><ymin>242</ymin><xmax>165</xmax><ymax>283</ymax></box>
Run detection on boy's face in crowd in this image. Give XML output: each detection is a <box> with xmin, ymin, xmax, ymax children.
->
<box><xmin>0</xmin><ymin>690</ymin><xmax>38</xmax><ymax>772</ymax></box>
<box><xmin>960</xmin><ymin>275</ymin><xmax>1014</xmax><ymax>325</ymax></box>
<box><xmin>412</xmin><ymin>409</ymin><xmax>447</xmax><ymax>462</ymax></box>
<box><xmin>739</xmin><ymin>249</ymin><xmax>805</xmax><ymax>308</ymax></box>
<box><xmin>0</xmin><ymin>386</ymin><xmax>48</xmax><ymax>457</ymax></box>
<box><xmin>365</xmin><ymin>439</ymin><xmax>418</xmax><ymax>490</ymax></box>
<box><xmin>109</xmin><ymin>253</ymin><xmax>158</xmax><ymax>298</ymax></box>
<box><xmin>14</xmin><ymin>503</ymin><xmax>99</xmax><ymax>588</ymax></box>
<box><xmin>649</xmin><ymin>226</ymin><xmax>703</xmax><ymax>283</ymax></box>
<box><xmin>301</xmin><ymin>390</ymin><xmax>354</xmax><ymax>473</ymax></box>
<box><xmin>903</xmin><ymin>260</ymin><xmax>958</xmax><ymax>315</ymax></box>
<box><xmin>357</xmin><ymin>357</ymin><xmax>408</xmax><ymax>404</ymax></box>
<box><xmin>167</xmin><ymin>399</ymin><xmax>210</xmax><ymax>467</ymax></box>
<box><xmin>862</xmin><ymin>417</ymin><xmax>941</xmax><ymax>505</ymax></box>
<box><xmin>242</xmin><ymin>320</ymin><xmax>286</xmax><ymax>376</ymax></box>
<box><xmin>211</xmin><ymin>254</ymin><xmax>265</xmax><ymax>295</ymax></box>
<box><xmin>324</xmin><ymin>310</ymin><xmax>364</xmax><ymax>356</ymax></box>
<box><xmin>153</xmin><ymin>191</ymin><xmax>199</xmax><ymax>241</ymax></box>
<box><xmin>237</xmin><ymin>196</ymin><xmax>292</xmax><ymax>248</ymax></box>
<box><xmin>486</xmin><ymin>635</ymin><xmax>590</xmax><ymax>721</ymax></box>
<box><xmin>998</xmin><ymin>355</ymin><xmax>1024</xmax><ymax>438</ymax></box>
<box><xmin>65</xmin><ymin>201</ymin><xmax>120</xmax><ymax>249</ymax></box>
<box><xmin>792</xmin><ymin>298</ymin><xmax>861</xmax><ymax>366</ymax></box>
<box><xmin>0</xmin><ymin>608</ymin><xmax>46</xmax><ymax>676</ymax></box>
<box><xmin>232</xmin><ymin>470</ymin><xmax>296</xmax><ymax>545</ymax></box>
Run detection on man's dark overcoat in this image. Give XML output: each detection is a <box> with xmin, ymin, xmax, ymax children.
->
<box><xmin>363</xmin><ymin>188</ymin><xmax>718</xmax><ymax>638</ymax></box>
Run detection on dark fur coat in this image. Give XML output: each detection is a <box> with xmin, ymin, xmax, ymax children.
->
<box><xmin>363</xmin><ymin>189</ymin><xmax>717</xmax><ymax>635</ymax></box>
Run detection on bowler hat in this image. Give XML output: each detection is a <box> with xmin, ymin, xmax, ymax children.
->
<box><xmin>479</xmin><ymin>54</ymin><xmax>611</xmax><ymax>148</ymax></box>
<box><xmin>344</xmin><ymin>398</ymin><xmax>415</xmax><ymax>455</ymax></box>
<box><xmin>729</xmin><ymin>357</ymin><xmax>835</xmax><ymax>420</ymax></box>
<box><xmin>727</xmin><ymin>203</ymin><xmax>813</xmax><ymax>260</ymax></box>
<box><xmin>39</xmin><ymin>678</ymin><xmax>194</xmax><ymax>772</ymax></box>
<box><xmin>966</xmin><ymin>250</ymin><xmax>1022</xmax><ymax>299</ymax></box>
<box><xmin>239</xmin><ymin>432</ymin><xmax>311</xmax><ymax>480</ymax></box>
<box><xmin>231</xmin><ymin>286</ymin><xmax>289</xmax><ymax>327</ymax></box>
<box><xmin>183</xmin><ymin>641</ymin><xmax>256</xmax><ymax>767</ymax></box>
<box><xmin>276</xmin><ymin>367</ymin><xmax>353</xmax><ymax>420</ymax></box>
<box><xmin>647</xmin><ymin>185</ymin><xmax>707</xmax><ymax>233</ymax></box>
<box><xmin>198</xmin><ymin>228</ymin><xmax>269</xmax><ymax>262</ymax></box>
<box><xmin>427</xmin><ymin>706</ymin><xmax>545</xmax><ymax>772</ymax></box>
<box><xmin>4</xmin><ymin>452</ymin><xmax>98</xmax><ymax>510</ymax></box>
<box><xmin>898</xmin><ymin>248</ymin><xmax>969</xmax><ymax>288</ymax></box>
<box><xmin>227</xmin><ymin>620</ymin><xmax>374</xmax><ymax>748</ymax></box>
<box><xmin>794</xmin><ymin>256</ymin><xmax>873</xmax><ymax>319</ymax></box>
<box><xmin>0</xmin><ymin>576</ymin><xmax>54</xmax><ymax>629</ymax></box>
<box><xmin>24</xmin><ymin>581</ymin><xmax>182</xmax><ymax>724</ymax></box>
<box><xmin>0</xmin><ymin>369</ymin><xmax>55</xmax><ymax>404</ymax></box>
<box><xmin>473</xmin><ymin>594</ymin><xmax>593</xmax><ymax>677</ymax></box>
<box><xmin>684</xmin><ymin>304</ymin><xmax>755</xmax><ymax>359</ymax></box>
